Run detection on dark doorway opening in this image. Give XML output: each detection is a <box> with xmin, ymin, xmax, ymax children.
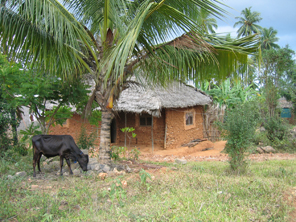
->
<box><xmin>110</xmin><ymin>118</ymin><xmax>116</xmax><ymax>143</ymax></box>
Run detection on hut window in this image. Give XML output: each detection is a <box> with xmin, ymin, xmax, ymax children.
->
<box><xmin>140</xmin><ymin>115</ymin><xmax>152</xmax><ymax>126</ymax></box>
<box><xmin>186</xmin><ymin>112</ymin><xmax>193</xmax><ymax>125</ymax></box>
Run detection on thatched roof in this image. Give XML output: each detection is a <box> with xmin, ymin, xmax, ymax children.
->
<box><xmin>114</xmin><ymin>82</ymin><xmax>212</xmax><ymax>117</ymax></box>
<box><xmin>277</xmin><ymin>97</ymin><xmax>293</xmax><ymax>109</ymax></box>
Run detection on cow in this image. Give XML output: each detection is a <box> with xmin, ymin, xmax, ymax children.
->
<box><xmin>32</xmin><ymin>135</ymin><xmax>89</xmax><ymax>177</ymax></box>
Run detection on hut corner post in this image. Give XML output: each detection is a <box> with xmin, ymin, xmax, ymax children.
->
<box><xmin>151</xmin><ymin>116</ymin><xmax>154</xmax><ymax>153</ymax></box>
<box><xmin>124</xmin><ymin>113</ymin><xmax>127</xmax><ymax>147</ymax></box>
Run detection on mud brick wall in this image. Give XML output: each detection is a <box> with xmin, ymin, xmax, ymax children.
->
<box><xmin>115</xmin><ymin>111</ymin><xmax>165</xmax><ymax>147</ymax></box>
<box><xmin>165</xmin><ymin>106</ymin><xmax>204</xmax><ymax>149</ymax></box>
<box><xmin>48</xmin><ymin>113</ymin><xmax>101</xmax><ymax>146</ymax></box>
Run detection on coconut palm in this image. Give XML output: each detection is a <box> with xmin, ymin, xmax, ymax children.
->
<box><xmin>234</xmin><ymin>7</ymin><xmax>262</xmax><ymax>38</ymax></box>
<box><xmin>0</xmin><ymin>0</ymin><xmax>259</xmax><ymax>164</ymax></box>
<box><xmin>197</xmin><ymin>8</ymin><xmax>218</xmax><ymax>34</ymax></box>
<box><xmin>260</xmin><ymin>27</ymin><xmax>280</xmax><ymax>50</ymax></box>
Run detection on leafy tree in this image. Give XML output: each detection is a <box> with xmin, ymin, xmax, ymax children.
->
<box><xmin>0</xmin><ymin>54</ymin><xmax>21</xmax><ymax>153</ymax></box>
<box><xmin>258</xmin><ymin>46</ymin><xmax>295</xmax><ymax>116</ymax></box>
<box><xmin>260</xmin><ymin>27</ymin><xmax>280</xmax><ymax>51</ymax></box>
<box><xmin>0</xmin><ymin>58</ymin><xmax>91</xmax><ymax>134</ymax></box>
<box><xmin>0</xmin><ymin>0</ymin><xmax>259</xmax><ymax>164</ymax></box>
<box><xmin>234</xmin><ymin>7</ymin><xmax>262</xmax><ymax>38</ymax></box>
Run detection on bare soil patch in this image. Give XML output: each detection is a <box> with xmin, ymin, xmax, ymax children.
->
<box><xmin>121</xmin><ymin>140</ymin><xmax>296</xmax><ymax>163</ymax></box>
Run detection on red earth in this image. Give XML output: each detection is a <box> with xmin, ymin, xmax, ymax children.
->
<box><xmin>131</xmin><ymin>140</ymin><xmax>296</xmax><ymax>162</ymax></box>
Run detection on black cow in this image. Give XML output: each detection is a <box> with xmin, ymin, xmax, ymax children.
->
<box><xmin>32</xmin><ymin>135</ymin><xmax>89</xmax><ymax>177</ymax></box>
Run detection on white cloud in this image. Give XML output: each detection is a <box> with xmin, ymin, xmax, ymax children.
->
<box><xmin>215</xmin><ymin>26</ymin><xmax>237</xmax><ymax>37</ymax></box>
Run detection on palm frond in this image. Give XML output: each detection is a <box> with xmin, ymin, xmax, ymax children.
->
<box><xmin>0</xmin><ymin>0</ymin><xmax>96</xmax><ymax>76</ymax></box>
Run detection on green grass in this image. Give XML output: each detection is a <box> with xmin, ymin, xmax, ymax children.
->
<box><xmin>1</xmin><ymin>154</ymin><xmax>296</xmax><ymax>221</ymax></box>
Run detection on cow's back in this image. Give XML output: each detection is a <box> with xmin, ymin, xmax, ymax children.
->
<box><xmin>32</xmin><ymin>135</ymin><xmax>80</xmax><ymax>154</ymax></box>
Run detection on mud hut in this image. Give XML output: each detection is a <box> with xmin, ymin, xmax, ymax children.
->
<box><xmin>112</xmin><ymin>82</ymin><xmax>212</xmax><ymax>150</ymax></box>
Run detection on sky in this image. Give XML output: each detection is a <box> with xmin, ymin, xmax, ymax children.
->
<box><xmin>214</xmin><ymin>0</ymin><xmax>296</xmax><ymax>53</ymax></box>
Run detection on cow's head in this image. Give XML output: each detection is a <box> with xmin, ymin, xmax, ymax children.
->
<box><xmin>78</xmin><ymin>154</ymin><xmax>89</xmax><ymax>171</ymax></box>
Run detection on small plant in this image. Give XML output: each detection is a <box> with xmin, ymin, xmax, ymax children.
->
<box><xmin>129</xmin><ymin>148</ymin><xmax>140</xmax><ymax>161</ymax></box>
<box><xmin>139</xmin><ymin>169</ymin><xmax>152</xmax><ymax>191</ymax></box>
<box><xmin>77</xmin><ymin>125</ymin><xmax>96</xmax><ymax>150</ymax></box>
<box><xmin>121</xmin><ymin>127</ymin><xmax>137</xmax><ymax>148</ymax></box>
<box><xmin>109</xmin><ymin>178</ymin><xmax>127</xmax><ymax>207</ymax></box>
<box><xmin>110</xmin><ymin>146</ymin><xmax>127</xmax><ymax>161</ymax></box>
<box><xmin>19</xmin><ymin>123</ymin><xmax>42</xmax><ymax>149</ymax></box>
<box><xmin>217</xmin><ymin>101</ymin><xmax>260</xmax><ymax>173</ymax></box>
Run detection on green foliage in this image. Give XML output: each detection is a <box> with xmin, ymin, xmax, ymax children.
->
<box><xmin>264</xmin><ymin>116</ymin><xmax>288</xmax><ymax>142</ymax></box>
<box><xmin>234</xmin><ymin>7</ymin><xmax>262</xmax><ymax>38</ymax></box>
<box><xmin>45</xmin><ymin>106</ymin><xmax>73</xmax><ymax>127</ymax></box>
<box><xmin>218</xmin><ymin>101</ymin><xmax>260</xmax><ymax>172</ymax></box>
<box><xmin>19</xmin><ymin>123</ymin><xmax>42</xmax><ymax>149</ymax></box>
<box><xmin>87</xmin><ymin>110</ymin><xmax>102</xmax><ymax>127</ymax></box>
<box><xmin>0</xmin><ymin>55</ymin><xmax>20</xmax><ymax>154</ymax></box>
<box><xmin>12</xmin><ymin>143</ymin><xmax>28</xmax><ymax>156</ymax></box>
<box><xmin>121</xmin><ymin>127</ymin><xmax>137</xmax><ymax>148</ymax></box>
<box><xmin>129</xmin><ymin>148</ymin><xmax>140</xmax><ymax>161</ymax></box>
<box><xmin>0</xmin><ymin>57</ymin><xmax>90</xmax><ymax>134</ymax></box>
<box><xmin>110</xmin><ymin>146</ymin><xmax>127</xmax><ymax>161</ymax></box>
<box><xmin>77</xmin><ymin>125</ymin><xmax>96</xmax><ymax>150</ymax></box>
<box><xmin>109</xmin><ymin>178</ymin><xmax>127</xmax><ymax>206</ymax></box>
<box><xmin>139</xmin><ymin>169</ymin><xmax>152</xmax><ymax>191</ymax></box>
<box><xmin>203</xmin><ymin>79</ymin><xmax>258</xmax><ymax>108</ymax></box>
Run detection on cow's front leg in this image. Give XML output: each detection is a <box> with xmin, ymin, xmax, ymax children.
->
<box><xmin>65</xmin><ymin>158</ymin><xmax>73</xmax><ymax>175</ymax></box>
<box><xmin>59</xmin><ymin>156</ymin><xmax>64</xmax><ymax>176</ymax></box>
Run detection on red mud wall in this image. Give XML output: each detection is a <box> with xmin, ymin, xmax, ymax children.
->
<box><xmin>48</xmin><ymin>114</ymin><xmax>101</xmax><ymax>146</ymax></box>
<box><xmin>115</xmin><ymin>111</ymin><xmax>165</xmax><ymax>147</ymax></box>
<box><xmin>165</xmin><ymin>106</ymin><xmax>204</xmax><ymax>149</ymax></box>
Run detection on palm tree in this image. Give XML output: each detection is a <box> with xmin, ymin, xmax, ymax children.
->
<box><xmin>234</xmin><ymin>7</ymin><xmax>262</xmax><ymax>38</ymax></box>
<box><xmin>0</xmin><ymin>0</ymin><xmax>259</xmax><ymax>164</ymax></box>
<box><xmin>197</xmin><ymin>8</ymin><xmax>218</xmax><ymax>34</ymax></box>
<box><xmin>260</xmin><ymin>27</ymin><xmax>280</xmax><ymax>50</ymax></box>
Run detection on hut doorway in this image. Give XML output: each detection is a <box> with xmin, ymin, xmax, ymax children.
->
<box><xmin>110</xmin><ymin>118</ymin><xmax>116</xmax><ymax>143</ymax></box>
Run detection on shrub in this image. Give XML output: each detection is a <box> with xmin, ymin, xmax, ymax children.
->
<box><xmin>110</xmin><ymin>146</ymin><xmax>127</xmax><ymax>161</ymax></box>
<box><xmin>217</xmin><ymin>101</ymin><xmax>260</xmax><ymax>172</ymax></box>
<box><xmin>129</xmin><ymin>148</ymin><xmax>140</xmax><ymax>161</ymax></box>
<box><xmin>13</xmin><ymin>143</ymin><xmax>28</xmax><ymax>156</ymax></box>
<box><xmin>264</xmin><ymin>116</ymin><xmax>288</xmax><ymax>142</ymax></box>
<box><xmin>77</xmin><ymin>125</ymin><xmax>96</xmax><ymax>150</ymax></box>
<box><xmin>19</xmin><ymin>123</ymin><xmax>42</xmax><ymax>149</ymax></box>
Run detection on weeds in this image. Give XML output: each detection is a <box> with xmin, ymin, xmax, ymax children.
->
<box><xmin>1</xmin><ymin>154</ymin><xmax>296</xmax><ymax>221</ymax></box>
<box><xmin>110</xmin><ymin>146</ymin><xmax>127</xmax><ymax>161</ymax></box>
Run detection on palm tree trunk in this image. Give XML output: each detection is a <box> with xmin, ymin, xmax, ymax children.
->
<box><xmin>99</xmin><ymin>109</ymin><xmax>112</xmax><ymax>164</ymax></box>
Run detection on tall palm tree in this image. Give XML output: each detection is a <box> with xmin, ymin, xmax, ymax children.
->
<box><xmin>0</xmin><ymin>0</ymin><xmax>259</xmax><ymax>164</ymax></box>
<box><xmin>234</xmin><ymin>7</ymin><xmax>262</xmax><ymax>38</ymax></box>
<box><xmin>197</xmin><ymin>8</ymin><xmax>218</xmax><ymax>34</ymax></box>
<box><xmin>260</xmin><ymin>27</ymin><xmax>280</xmax><ymax>50</ymax></box>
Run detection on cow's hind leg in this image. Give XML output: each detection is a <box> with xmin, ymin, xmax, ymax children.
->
<box><xmin>37</xmin><ymin>153</ymin><xmax>42</xmax><ymax>173</ymax></box>
<box><xmin>65</xmin><ymin>158</ymin><xmax>73</xmax><ymax>175</ymax></box>
<box><xmin>59</xmin><ymin>156</ymin><xmax>64</xmax><ymax>176</ymax></box>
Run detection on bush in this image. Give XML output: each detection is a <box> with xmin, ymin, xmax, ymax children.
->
<box><xmin>110</xmin><ymin>146</ymin><xmax>127</xmax><ymax>161</ymax></box>
<box><xmin>264</xmin><ymin>116</ymin><xmax>288</xmax><ymax>142</ymax></box>
<box><xmin>77</xmin><ymin>125</ymin><xmax>96</xmax><ymax>150</ymax></box>
<box><xmin>217</xmin><ymin>101</ymin><xmax>260</xmax><ymax>172</ymax></box>
<box><xmin>13</xmin><ymin>144</ymin><xmax>28</xmax><ymax>156</ymax></box>
<box><xmin>19</xmin><ymin>123</ymin><xmax>42</xmax><ymax>149</ymax></box>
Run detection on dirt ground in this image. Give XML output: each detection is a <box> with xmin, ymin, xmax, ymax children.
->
<box><xmin>123</xmin><ymin>140</ymin><xmax>296</xmax><ymax>162</ymax></box>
